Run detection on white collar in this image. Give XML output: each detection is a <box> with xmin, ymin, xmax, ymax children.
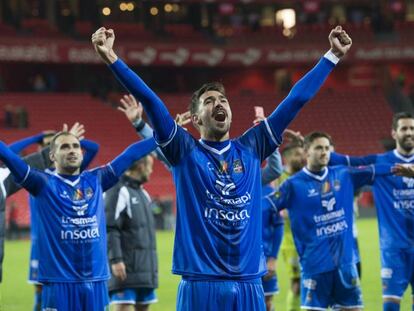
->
<box><xmin>46</xmin><ymin>170</ymin><xmax>80</xmax><ymax>187</ymax></box>
<box><xmin>303</xmin><ymin>167</ymin><xmax>328</xmax><ymax>181</ymax></box>
<box><xmin>393</xmin><ymin>149</ymin><xmax>414</xmax><ymax>163</ymax></box>
<box><xmin>199</xmin><ymin>140</ymin><xmax>231</xmax><ymax>155</ymax></box>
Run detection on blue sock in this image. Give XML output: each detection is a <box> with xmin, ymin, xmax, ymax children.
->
<box><xmin>33</xmin><ymin>291</ymin><xmax>41</xmax><ymax>311</ymax></box>
<box><xmin>383</xmin><ymin>301</ymin><xmax>400</xmax><ymax>311</ymax></box>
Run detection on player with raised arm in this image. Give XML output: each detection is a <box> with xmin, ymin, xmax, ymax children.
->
<box><xmin>26</xmin><ymin>123</ymin><xmax>100</xmax><ymax>311</ymax></box>
<box><xmin>269</xmin><ymin>132</ymin><xmax>393</xmax><ymax>311</ymax></box>
<box><xmin>0</xmin><ymin>132</ymin><xmax>156</xmax><ymax>311</ymax></box>
<box><xmin>329</xmin><ymin>112</ymin><xmax>414</xmax><ymax>311</ymax></box>
<box><xmin>93</xmin><ymin>25</ymin><xmax>351</xmax><ymax>310</ymax></box>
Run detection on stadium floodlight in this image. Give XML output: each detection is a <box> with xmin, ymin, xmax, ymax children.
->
<box><xmin>276</xmin><ymin>8</ymin><xmax>296</xmax><ymax>30</ymax></box>
<box><xmin>164</xmin><ymin>4</ymin><xmax>173</xmax><ymax>13</ymax></box>
<box><xmin>126</xmin><ymin>2</ymin><xmax>135</xmax><ymax>11</ymax></box>
<box><xmin>150</xmin><ymin>7</ymin><xmax>159</xmax><ymax>16</ymax></box>
<box><xmin>102</xmin><ymin>7</ymin><xmax>111</xmax><ymax>16</ymax></box>
<box><xmin>119</xmin><ymin>2</ymin><xmax>127</xmax><ymax>11</ymax></box>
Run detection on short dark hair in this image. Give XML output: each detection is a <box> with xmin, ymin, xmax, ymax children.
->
<box><xmin>392</xmin><ymin>112</ymin><xmax>414</xmax><ymax>130</ymax></box>
<box><xmin>304</xmin><ymin>131</ymin><xmax>332</xmax><ymax>150</ymax></box>
<box><xmin>49</xmin><ymin>132</ymin><xmax>78</xmax><ymax>152</ymax></box>
<box><xmin>190</xmin><ymin>82</ymin><xmax>226</xmax><ymax>114</ymax></box>
<box><xmin>281</xmin><ymin>142</ymin><xmax>303</xmax><ymax>158</ymax></box>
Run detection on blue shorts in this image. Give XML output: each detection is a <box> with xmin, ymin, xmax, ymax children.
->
<box><xmin>110</xmin><ymin>288</ymin><xmax>157</xmax><ymax>305</ymax></box>
<box><xmin>381</xmin><ymin>248</ymin><xmax>414</xmax><ymax>300</ymax></box>
<box><xmin>301</xmin><ymin>264</ymin><xmax>363</xmax><ymax>310</ymax></box>
<box><xmin>262</xmin><ymin>275</ymin><xmax>279</xmax><ymax>296</ymax></box>
<box><xmin>177</xmin><ymin>278</ymin><xmax>266</xmax><ymax>311</ymax></box>
<box><xmin>42</xmin><ymin>280</ymin><xmax>109</xmax><ymax>311</ymax></box>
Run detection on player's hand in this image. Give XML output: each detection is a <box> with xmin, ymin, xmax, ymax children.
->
<box><xmin>91</xmin><ymin>27</ymin><xmax>118</xmax><ymax>64</ymax></box>
<box><xmin>392</xmin><ymin>163</ymin><xmax>414</xmax><ymax>178</ymax></box>
<box><xmin>328</xmin><ymin>26</ymin><xmax>352</xmax><ymax>58</ymax></box>
<box><xmin>263</xmin><ymin>258</ymin><xmax>276</xmax><ymax>281</ymax></box>
<box><xmin>283</xmin><ymin>129</ymin><xmax>304</xmax><ymax>144</ymax></box>
<box><xmin>118</xmin><ymin>94</ymin><xmax>143</xmax><ymax>123</ymax></box>
<box><xmin>175</xmin><ymin>111</ymin><xmax>191</xmax><ymax>127</ymax></box>
<box><xmin>111</xmin><ymin>261</ymin><xmax>127</xmax><ymax>281</ymax></box>
<box><xmin>63</xmin><ymin>122</ymin><xmax>85</xmax><ymax>141</ymax></box>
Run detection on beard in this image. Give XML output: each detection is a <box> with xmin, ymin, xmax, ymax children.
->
<box><xmin>398</xmin><ymin>136</ymin><xmax>414</xmax><ymax>153</ymax></box>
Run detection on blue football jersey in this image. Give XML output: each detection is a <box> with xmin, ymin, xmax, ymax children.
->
<box><xmin>22</xmin><ymin>165</ymin><xmax>118</xmax><ymax>282</ymax></box>
<box><xmin>269</xmin><ymin>165</ymin><xmax>375</xmax><ymax>274</ymax></box>
<box><xmin>159</xmin><ymin>120</ymin><xmax>280</xmax><ymax>279</ymax></box>
<box><xmin>372</xmin><ymin>150</ymin><xmax>414</xmax><ymax>250</ymax></box>
<box><xmin>330</xmin><ymin>150</ymin><xmax>414</xmax><ymax>250</ymax></box>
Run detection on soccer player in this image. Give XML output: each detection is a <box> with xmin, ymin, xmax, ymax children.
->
<box><xmin>93</xmin><ymin>25</ymin><xmax>351</xmax><ymax>310</ymax></box>
<box><xmin>269</xmin><ymin>132</ymin><xmax>393</xmax><ymax>311</ymax></box>
<box><xmin>277</xmin><ymin>142</ymin><xmax>305</xmax><ymax>311</ymax></box>
<box><xmin>26</xmin><ymin>124</ymin><xmax>100</xmax><ymax>311</ymax></box>
<box><xmin>0</xmin><ymin>132</ymin><xmax>157</xmax><ymax>310</ymax></box>
<box><xmin>329</xmin><ymin>112</ymin><xmax>414</xmax><ymax>311</ymax></box>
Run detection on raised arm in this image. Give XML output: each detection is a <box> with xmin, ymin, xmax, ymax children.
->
<box><xmin>268</xmin><ymin>26</ymin><xmax>352</xmax><ymax>141</ymax></box>
<box><xmin>8</xmin><ymin>132</ymin><xmax>47</xmax><ymax>154</ymax></box>
<box><xmin>117</xmin><ymin>94</ymin><xmax>171</xmax><ymax>168</ymax></box>
<box><xmin>110</xmin><ymin>138</ymin><xmax>157</xmax><ymax>178</ymax></box>
<box><xmin>80</xmin><ymin>139</ymin><xmax>99</xmax><ymax>171</ymax></box>
<box><xmin>92</xmin><ymin>28</ymin><xmax>174</xmax><ymax>143</ymax></box>
<box><xmin>329</xmin><ymin>152</ymin><xmax>378</xmax><ymax>166</ymax></box>
<box><xmin>0</xmin><ymin>142</ymin><xmax>45</xmax><ymax>194</ymax></box>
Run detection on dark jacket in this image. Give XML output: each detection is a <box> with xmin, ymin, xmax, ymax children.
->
<box><xmin>105</xmin><ymin>175</ymin><xmax>158</xmax><ymax>291</ymax></box>
<box><xmin>0</xmin><ymin>148</ymin><xmax>51</xmax><ymax>282</ymax></box>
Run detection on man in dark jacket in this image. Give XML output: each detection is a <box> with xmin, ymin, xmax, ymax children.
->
<box><xmin>105</xmin><ymin>154</ymin><xmax>157</xmax><ymax>311</ymax></box>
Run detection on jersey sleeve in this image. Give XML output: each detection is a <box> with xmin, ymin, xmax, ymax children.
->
<box><xmin>330</xmin><ymin>152</ymin><xmax>378</xmax><ymax>166</ymax></box>
<box><xmin>158</xmin><ymin>123</ymin><xmax>197</xmax><ymax>166</ymax></box>
<box><xmin>236</xmin><ymin>120</ymin><xmax>280</xmax><ymax>162</ymax></box>
<box><xmin>266</xmin><ymin>180</ymin><xmax>292</xmax><ymax>212</ymax></box>
<box><xmin>91</xmin><ymin>165</ymin><xmax>119</xmax><ymax>192</ymax></box>
<box><xmin>348</xmin><ymin>164</ymin><xmax>391</xmax><ymax>189</ymax></box>
<box><xmin>261</xmin><ymin>148</ymin><xmax>283</xmax><ymax>185</ymax></box>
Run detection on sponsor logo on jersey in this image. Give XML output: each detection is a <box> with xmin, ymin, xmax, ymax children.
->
<box><xmin>72</xmin><ymin>203</ymin><xmax>88</xmax><ymax>216</ymax></box>
<box><xmin>60</xmin><ymin>227</ymin><xmax>100</xmax><ymax>241</ymax></box>
<box><xmin>215</xmin><ymin>180</ymin><xmax>236</xmax><ymax>196</ymax></box>
<box><xmin>307</xmin><ymin>189</ymin><xmax>319</xmax><ymax>197</ymax></box>
<box><xmin>321</xmin><ymin>197</ymin><xmax>336</xmax><ymax>211</ymax></box>
<box><xmin>402</xmin><ymin>177</ymin><xmax>414</xmax><ymax>188</ymax></box>
<box><xmin>316</xmin><ymin>220</ymin><xmax>348</xmax><ymax>237</ymax></box>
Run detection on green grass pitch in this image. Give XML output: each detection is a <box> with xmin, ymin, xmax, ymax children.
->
<box><xmin>0</xmin><ymin>218</ymin><xmax>411</xmax><ymax>310</ymax></box>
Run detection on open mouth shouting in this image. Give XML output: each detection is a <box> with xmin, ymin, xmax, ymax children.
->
<box><xmin>213</xmin><ymin>107</ymin><xmax>227</xmax><ymax>122</ymax></box>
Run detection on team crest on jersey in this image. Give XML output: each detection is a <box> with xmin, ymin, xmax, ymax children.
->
<box><xmin>219</xmin><ymin>160</ymin><xmax>229</xmax><ymax>174</ymax></box>
<box><xmin>333</xmin><ymin>180</ymin><xmax>341</xmax><ymax>191</ymax></box>
<box><xmin>73</xmin><ymin>188</ymin><xmax>83</xmax><ymax>201</ymax></box>
<box><xmin>233</xmin><ymin>159</ymin><xmax>244</xmax><ymax>173</ymax></box>
<box><xmin>85</xmin><ymin>187</ymin><xmax>94</xmax><ymax>199</ymax></box>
